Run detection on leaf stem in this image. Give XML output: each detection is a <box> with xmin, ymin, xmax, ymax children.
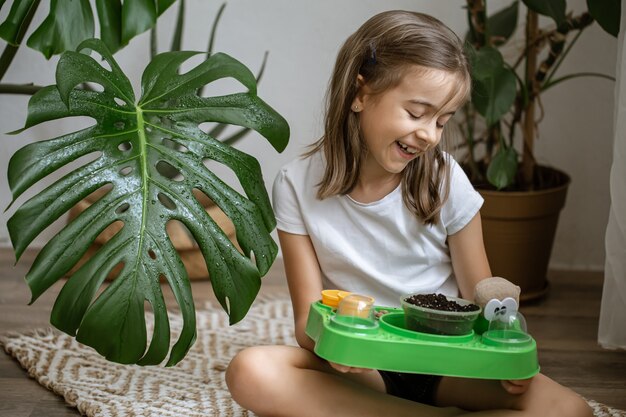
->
<box><xmin>0</xmin><ymin>83</ymin><xmax>44</xmax><ymax>95</ymax></box>
<box><xmin>0</xmin><ymin>0</ymin><xmax>41</xmax><ymax>82</ymax></box>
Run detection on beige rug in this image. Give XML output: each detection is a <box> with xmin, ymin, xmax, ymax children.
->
<box><xmin>1</xmin><ymin>289</ymin><xmax>624</xmax><ymax>417</ymax></box>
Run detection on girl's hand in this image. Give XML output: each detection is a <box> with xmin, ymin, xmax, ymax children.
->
<box><xmin>329</xmin><ymin>361</ymin><xmax>373</xmax><ymax>374</ymax></box>
<box><xmin>501</xmin><ymin>377</ymin><xmax>534</xmax><ymax>395</ymax></box>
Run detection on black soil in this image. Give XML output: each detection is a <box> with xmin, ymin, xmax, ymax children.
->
<box><xmin>404</xmin><ymin>293</ymin><xmax>479</xmax><ymax>312</ymax></box>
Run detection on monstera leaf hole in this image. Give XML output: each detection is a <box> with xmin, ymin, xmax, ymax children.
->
<box><xmin>162</xmin><ymin>138</ymin><xmax>189</xmax><ymax>153</ymax></box>
<box><xmin>157</xmin><ymin>192</ymin><xmax>177</xmax><ymax>209</ymax></box>
<box><xmin>67</xmin><ymin>189</ymin><xmax>238</xmax><ymax>281</ymax></box>
<box><xmin>88</xmin><ymin>51</ymin><xmax>113</xmax><ymax>72</ymax></box>
<box><xmin>85</xmin><ymin>82</ymin><xmax>105</xmax><ymax>93</ymax></box>
<box><xmin>155</xmin><ymin>160</ymin><xmax>183</xmax><ymax>181</ymax></box>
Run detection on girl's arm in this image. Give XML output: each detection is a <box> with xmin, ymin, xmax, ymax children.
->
<box><xmin>447</xmin><ymin>211</ymin><xmax>492</xmax><ymax>300</ymax></box>
<box><xmin>449</xmin><ymin>212</ymin><xmax>534</xmax><ymax>394</ymax></box>
<box><xmin>277</xmin><ymin>229</ymin><xmax>324</xmax><ymax>352</ymax></box>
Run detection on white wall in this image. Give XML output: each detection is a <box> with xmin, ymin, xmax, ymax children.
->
<box><xmin>0</xmin><ymin>0</ymin><xmax>617</xmax><ymax>270</ymax></box>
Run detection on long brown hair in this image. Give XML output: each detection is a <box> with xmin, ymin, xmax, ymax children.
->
<box><xmin>307</xmin><ymin>10</ymin><xmax>471</xmax><ymax>225</ymax></box>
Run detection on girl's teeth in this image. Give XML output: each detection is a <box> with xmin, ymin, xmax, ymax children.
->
<box><xmin>397</xmin><ymin>141</ymin><xmax>417</xmax><ymax>154</ymax></box>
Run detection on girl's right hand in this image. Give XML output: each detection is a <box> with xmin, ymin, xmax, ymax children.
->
<box><xmin>329</xmin><ymin>361</ymin><xmax>373</xmax><ymax>373</ymax></box>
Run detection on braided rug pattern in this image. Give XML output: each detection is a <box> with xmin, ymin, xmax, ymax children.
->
<box><xmin>1</xmin><ymin>289</ymin><xmax>625</xmax><ymax>417</ymax></box>
<box><xmin>1</xmin><ymin>290</ymin><xmax>296</xmax><ymax>417</ymax></box>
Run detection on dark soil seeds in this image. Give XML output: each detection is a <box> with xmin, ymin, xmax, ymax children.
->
<box><xmin>404</xmin><ymin>293</ymin><xmax>479</xmax><ymax>312</ymax></box>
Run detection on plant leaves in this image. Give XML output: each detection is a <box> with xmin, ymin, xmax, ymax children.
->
<box><xmin>26</xmin><ymin>0</ymin><xmax>95</xmax><ymax>59</ymax></box>
<box><xmin>487</xmin><ymin>1</ymin><xmax>519</xmax><ymax>46</ymax></box>
<box><xmin>587</xmin><ymin>0</ymin><xmax>620</xmax><ymax>37</ymax></box>
<box><xmin>7</xmin><ymin>38</ymin><xmax>289</xmax><ymax>366</ymax></box>
<box><xmin>120</xmin><ymin>0</ymin><xmax>175</xmax><ymax>46</ymax></box>
<box><xmin>0</xmin><ymin>0</ymin><xmax>37</xmax><ymax>45</ymax></box>
<box><xmin>471</xmin><ymin>65</ymin><xmax>517</xmax><ymax>126</ymax></box>
<box><xmin>522</xmin><ymin>0</ymin><xmax>566</xmax><ymax>27</ymax></box>
<box><xmin>0</xmin><ymin>0</ymin><xmax>177</xmax><ymax>57</ymax></box>
<box><xmin>466</xmin><ymin>1</ymin><xmax>519</xmax><ymax>46</ymax></box>
<box><xmin>470</xmin><ymin>46</ymin><xmax>504</xmax><ymax>81</ymax></box>
<box><xmin>121</xmin><ymin>0</ymin><xmax>157</xmax><ymax>46</ymax></box>
<box><xmin>95</xmin><ymin>0</ymin><xmax>122</xmax><ymax>53</ymax></box>
<box><xmin>487</xmin><ymin>146</ymin><xmax>518</xmax><ymax>189</ymax></box>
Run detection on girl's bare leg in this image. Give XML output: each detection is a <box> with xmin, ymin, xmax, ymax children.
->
<box><xmin>436</xmin><ymin>373</ymin><xmax>593</xmax><ymax>417</ymax></box>
<box><xmin>226</xmin><ymin>345</ymin><xmax>464</xmax><ymax>417</ymax></box>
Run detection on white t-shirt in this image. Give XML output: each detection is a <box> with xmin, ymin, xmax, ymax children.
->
<box><xmin>272</xmin><ymin>151</ymin><xmax>483</xmax><ymax>307</ymax></box>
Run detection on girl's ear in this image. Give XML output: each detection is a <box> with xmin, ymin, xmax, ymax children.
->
<box><xmin>351</xmin><ymin>74</ymin><xmax>369</xmax><ymax>110</ymax></box>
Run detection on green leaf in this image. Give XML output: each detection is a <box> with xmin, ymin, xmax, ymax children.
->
<box><xmin>487</xmin><ymin>146</ymin><xmax>518</xmax><ymax>189</ymax></box>
<box><xmin>466</xmin><ymin>1</ymin><xmax>519</xmax><ymax>46</ymax></box>
<box><xmin>157</xmin><ymin>0</ymin><xmax>177</xmax><ymax>15</ymax></box>
<box><xmin>488</xmin><ymin>1</ymin><xmax>519</xmax><ymax>45</ymax></box>
<box><xmin>0</xmin><ymin>0</ymin><xmax>176</xmax><ymax>57</ymax></box>
<box><xmin>587</xmin><ymin>0</ymin><xmax>620</xmax><ymax>37</ymax></box>
<box><xmin>95</xmin><ymin>0</ymin><xmax>122</xmax><ymax>53</ymax></box>
<box><xmin>7</xmin><ymin>38</ymin><xmax>289</xmax><ymax>366</ymax></box>
<box><xmin>26</xmin><ymin>0</ymin><xmax>95</xmax><ymax>59</ymax></box>
<box><xmin>121</xmin><ymin>0</ymin><xmax>157</xmax><ymax>46</ymax></box>
<box><xmin>522</xmin><ymin>0</ymin><xmax>566</xmax><ymax>27</ymax></box>
<box><xmin>0</xmin><ymin>0</ymin><xmax>38</xmax><ymax>45</ymax></box>
<box><xmin>471</xmin><ymin>65</ymin><xmax>517</xmax><ymax>126</ymax></box>
<box><xmin>470</xmin><ymin>46</ymin><xmax>504</xmax><ymax>81</ymax></box>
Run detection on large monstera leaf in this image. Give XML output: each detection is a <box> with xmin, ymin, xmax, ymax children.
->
<box><xmin>6</xmin><ymin>39</ymin><xmax>289</xmax><ymax>366</ymax></box>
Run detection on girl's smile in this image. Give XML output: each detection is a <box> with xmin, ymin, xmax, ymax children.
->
<box><xmin>352</xmin><ymin>65</ymin><xmax>463</xmax><ymax>183</ymax></box>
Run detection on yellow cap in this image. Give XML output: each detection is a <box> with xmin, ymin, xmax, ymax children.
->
<box><xmin>321</xmin><ymin>289</ymin><xmax>352</xmax><ymax>308</ymax></box>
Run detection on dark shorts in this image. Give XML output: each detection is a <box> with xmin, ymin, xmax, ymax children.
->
<box><xmin>378</xmin><ymin>370</ymin><xmax>442</xmax><ymax>406</ymax></box>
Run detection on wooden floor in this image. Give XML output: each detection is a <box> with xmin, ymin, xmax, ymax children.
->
<box><xmin>1</xmin><ymin>248</ymin><xmax>625</xmax><ymax>416</ymax></box>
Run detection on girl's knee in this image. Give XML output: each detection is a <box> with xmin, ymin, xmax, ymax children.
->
<box><xmin>226</xmin><ymin>346</ymin><xmax>277</xmax><ymax>400</ymax></box>
<box><xmin>549</xmin><ymin>393</ymin><xmax>592</xmax><ymax>417</ymax></box>
<box><xmin>515</xmin><ymin>375</ymin><xmax>592</xmax><ymax>417</ymax></box>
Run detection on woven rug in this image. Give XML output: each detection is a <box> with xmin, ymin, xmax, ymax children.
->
<box><xmin>1</xmin><ymin>289</ymin><xmax>625</xmax><ymax>417</ymax></box>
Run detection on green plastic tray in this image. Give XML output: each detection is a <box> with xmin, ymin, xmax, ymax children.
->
<box><xmin>305</xmin><ymin>301</ymin><xmax>540</xmax><ymax>380</ymax></box>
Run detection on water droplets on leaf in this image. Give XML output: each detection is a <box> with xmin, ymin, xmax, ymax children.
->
<box><xmin>114</xmin><ymin>97</ymin><xmax>127</xmax><ymax>107</ymax></box>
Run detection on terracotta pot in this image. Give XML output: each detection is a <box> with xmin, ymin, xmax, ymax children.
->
<box><xmin>478</xmin><ymin>167</ymin><xmax>570</xmax><ymax>302</ymax></box>
<box><xmin>67</xmin><ymin>188</ymin><xmax>238</xmax><ymax>280</ymax></box>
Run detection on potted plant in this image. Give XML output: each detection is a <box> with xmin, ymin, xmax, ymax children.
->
<box><xmin>457</xmin><ymin>0</ymin><xmax>618</xmax><ymax>300</ymax></box>
<box><xmin>2</xmin><ymin>0</ymin><xmax>290</xmax><ymax>366</ymax></box>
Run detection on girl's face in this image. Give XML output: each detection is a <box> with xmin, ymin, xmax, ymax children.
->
<box><xmin>352</xmin><ymin>66</ymin><xmax>463</xmax><ymax>180</ymax></box>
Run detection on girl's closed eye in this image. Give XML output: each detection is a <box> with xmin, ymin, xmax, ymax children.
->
<box><xmin>407</xmin><ymin>111</ymin><xmax>423</xmax><ymax>120</ymax></box>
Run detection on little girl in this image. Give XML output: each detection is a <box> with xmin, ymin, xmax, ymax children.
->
<box><xmin>226</xmin><ymin>10</ymin><xmax>592</xmax><ymax>417</ymax></box>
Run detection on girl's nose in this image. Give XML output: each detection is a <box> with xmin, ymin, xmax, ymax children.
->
<box><xmin>415</xmin><ymin>123</ymin><xmax>438</xmax><ymax>149</ymax></box>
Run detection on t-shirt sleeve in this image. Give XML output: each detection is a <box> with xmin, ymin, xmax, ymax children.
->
<box><xmin>441</xmin><ymin>157</ymin><xmax>484</xmax><ymax>235</ymax></box>
<box><xmin>272</xmin><ymin>168</ymin><xmax>308</xmax><ymax>235</ymax></box>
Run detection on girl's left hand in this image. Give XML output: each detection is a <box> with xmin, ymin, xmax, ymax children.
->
<box><xmin>501</xmin><ymin>377</ymin><xmax>534</xmax><ymax>395</ymax></box>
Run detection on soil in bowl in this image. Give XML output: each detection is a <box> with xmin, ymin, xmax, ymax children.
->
<box><xmin>404</xmin><ymin>294</ymin><xmax>480</xmax><ymax>312</ymax></box>
<box><xmin>402</xmin><ymin>294</ymin><xmax>481</xmax><ymax>335</ymax></box>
